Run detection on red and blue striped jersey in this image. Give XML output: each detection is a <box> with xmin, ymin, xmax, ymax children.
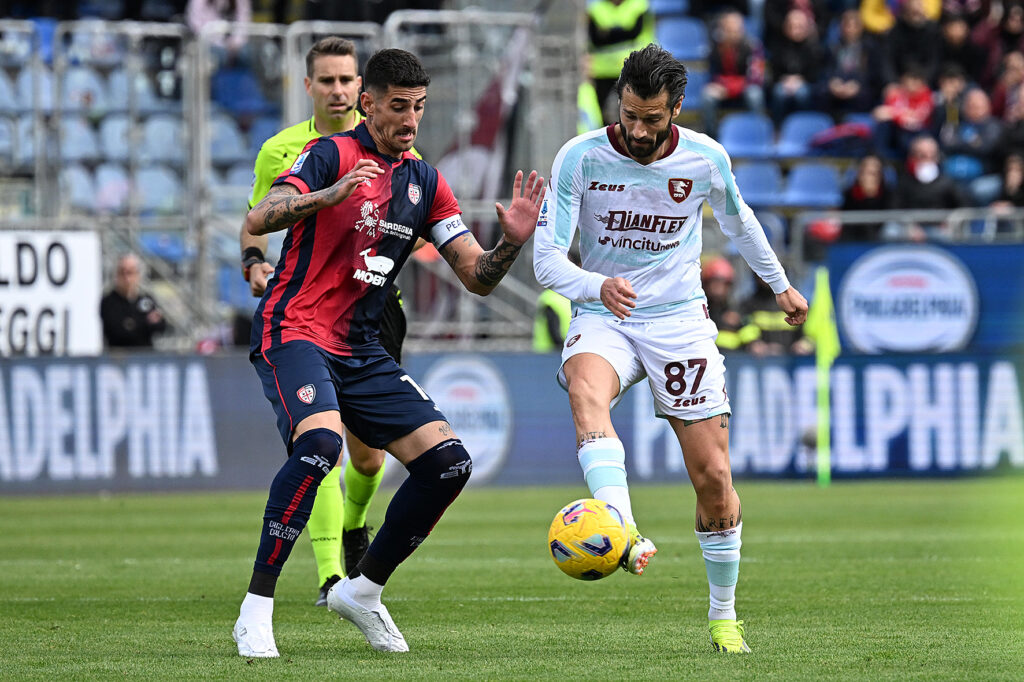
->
<box><xmin>253</xmin><ymin>122</ymin><xmax>465</xmax><ymax>356</ymax></box>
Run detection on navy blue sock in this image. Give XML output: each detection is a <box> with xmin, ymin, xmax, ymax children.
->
<box><xmin>353</xmin><ymin>439</ymin><xmax>471</xmax><ymax>585</ymax></box>
<box><xmin>251</xmin><ymin>428</ymin><xmax>341</xmax><ymax>595</ymax></box>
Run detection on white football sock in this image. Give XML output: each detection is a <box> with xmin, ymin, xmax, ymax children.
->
<box><xmin>239</xmin><ymin>592</ymin><xmax>274</xmax><ymax>623</ymax></box>
<box><xmin>345</xmin><ymin>574</ymin><xmax>384</xmax><ymax>610</ymax></box>
<box><xmin>696</xmin><ymin>522</ymin><xmax>742</xmax><ymax>621</ymax></box>
<box><xmin>577</xmin><ymin>437</ymin><xmax>634</xmax><ymax>525</ymax></box>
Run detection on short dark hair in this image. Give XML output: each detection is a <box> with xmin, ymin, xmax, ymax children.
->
<box><xmin>363</xmin><ymin>48</ymin><xmax>430</xmax><ymax>94</ymax></box>
<box><xmin>615</xmin><ymin>43</ymin><xmax>688</xmax><ymax>109</ymax></box>
<box><xmin>306</xmin><ymin>36</ymin><xmax>357</xmax><ymax>78</ymax></box>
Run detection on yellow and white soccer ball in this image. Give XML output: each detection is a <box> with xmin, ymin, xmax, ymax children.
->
<box><xmin>547</xmin><ymin>498</ymin><xmax>630</xmax><ymax>580</ymax></box>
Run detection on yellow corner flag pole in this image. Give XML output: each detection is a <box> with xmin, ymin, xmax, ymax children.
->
<box><xmin>805</xmin><ymin>266</ymin><xmax>840</xmax><ymax>487</ymax></box>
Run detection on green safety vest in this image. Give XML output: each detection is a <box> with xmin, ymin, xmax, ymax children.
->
<box><xmin>588</xmin><ymin>0</ymin><xmax>655</xmax><ymax>79</ymax></box>
<box><xmin>578</xmin><ymin>80</ymin><xmax>604</xmax><ymax>134</ymax></box>
<box><xmin>533</xmin><ymin>289</ymin><xmax>572</xmax><ymax>352</ymax></box>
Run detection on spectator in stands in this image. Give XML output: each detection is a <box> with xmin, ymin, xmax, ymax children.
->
<box><xmin>741</xmin><ymin>276</ymin><xmax>814</xmax><ymax>356</ymax></box>
<box><xmin>885</xmin><ymin>0</ymin><xmax>942</xmax><ymax>86</ymax></box>
<box><xmin>99</xmin><ymin>253</ymin><xmax>167</xmax><ymax>348</ymax></box>
<box><xmin>764</xmin><ymin>0</ymin><xmax>830</xmax><ymax>52</ymax></box>
<box><xmin>873</xmin><ymin>66</ymin><xmax>934</xmax><ymax>157</ymax></box>
<box><xmin>587</xmin><ymin>0</ymin><xmax>655</xmax><ymax>123</ymax></box>
<box><xmin>931</xmin><ymin>63</ymin><xmax>970</xmax><ymax>137</ymax></box>
<box><xmin>840</xmin><ymin>154</ymin><xmax>894</xmax><ymax>240</ymax></box>
<box><xmin>942</xmin><ymin>0</ymin><xmax>992</xmax><ymax>28</ymax></box>
<box><xmin>700</xmin><ymin>10</ymin><xmax>766</xmax><ymax>134</ymax></box>
<box><xmin>938</xmin><ymin>87</ymin><xmax>1004</xmax><ymax>204</ymax></box>
<box><xmin>895</xmin><ymin>134</ymin><xmax>967</xmax><ymax>237</ymax></box>
<box><xmin>860</xmin><ymin>0</ymin><xmax>941</xmax><ymax>35</ymax></box>
<box><xmin>703</xmin><ymin>256</ymin><xmax>759</xmax><ymax>353</ymax></box>
<box><xmin>767</xmin><ymin>9</ymin><xmax>824</xmax><ymax>123</ymax></box>
<box><xmin>972</xmin><ymin>0</ymin><xmax>1024</xmax><ymax>88</ymax></box>
<box><xmin>990</xmin><ymin>51</ymin><xmax>1024</xmax><ymax>119</ymax></box>
<box><xmin>992</xmin><ymin>152</ymin><xmax>1024</xmax><ymax>206</ymax></box>
<box><xmin>821</xmin><ymin>9</ymin><xmax>883</xmax><ymax>117</ymax></box>
<box><xmin>187</xmin><ymin>0</ymin><xmax>251</xmax><ymax>57</ymax></box>
<box><xmin>999</xmin><ymin>83</ymin><xmax>1024</xmax><ymax>158</ymax></box>
<box><xmin>939</xmin><ymin>10</ymin><xmax>986</xmax><ymax>81</ymax></box>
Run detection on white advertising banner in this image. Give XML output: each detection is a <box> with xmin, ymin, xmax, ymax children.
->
<box><xmin>0</xmin><ymin>231</ymin><xmax>102</xmax><ymax>356</ymax></box>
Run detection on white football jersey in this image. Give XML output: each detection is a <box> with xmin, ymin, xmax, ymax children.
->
<box><xmin>534</xmin><ymin>124</ymin><xmax>790</xmax><ymax>319</ymax></box>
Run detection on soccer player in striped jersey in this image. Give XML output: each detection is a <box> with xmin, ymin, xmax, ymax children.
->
<box><xmin>232</xmin><ymin>48</ymin><xmax>545</xmax><ymax>657</ymax></box>
<box><xmin>533</xmin><ymin>44</ymin><xmax>808</xmax><ymax>654</ymax></box>
<box><xmin>240</xmin><ymin>37</ymin><xmax>422</xmax><ymax>608</ymax></box>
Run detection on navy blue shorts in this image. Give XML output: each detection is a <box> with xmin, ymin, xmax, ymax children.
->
<box><xmin>252</xmin><ymin>340</ymin><xmax>445</xmax><ymax>450</ymax></box>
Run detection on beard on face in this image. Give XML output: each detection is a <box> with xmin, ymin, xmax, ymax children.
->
<box><xmin>622</xmin><ymin>121</ymin><xmax>672</xmax><ymax>159</ymax></box>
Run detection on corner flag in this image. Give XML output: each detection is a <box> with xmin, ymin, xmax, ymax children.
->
<box><xmin>803</xmin><ymin>266</ymin><xmax>840</xmax><ymax>487</ymax></box>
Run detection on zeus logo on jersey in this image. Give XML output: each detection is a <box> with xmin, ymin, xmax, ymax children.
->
<box><xmin>353</xmin><ymin>248</ymin><xmax>395</xmax><ymax>287</ymax></box>
<box><xmin>588</xmin><ymin>181</ymin><xmax>626</xmax><ymax>192</ymax></box>
<box><xmin>598</xmin><ymin>211</ymin><xmax>689</xmax><ymax>234</ymax></box>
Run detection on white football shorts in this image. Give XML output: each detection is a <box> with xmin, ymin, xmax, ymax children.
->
<box><xmin>557</xmin><ymin>308</ymin><xmax>731</xmax><ymax>421</ymax></box>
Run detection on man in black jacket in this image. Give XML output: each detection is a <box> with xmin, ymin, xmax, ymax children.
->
<box><xmin>99</xmin><ymin>253</ymin><xmax>167</xmax><ymax>348</ymax></box>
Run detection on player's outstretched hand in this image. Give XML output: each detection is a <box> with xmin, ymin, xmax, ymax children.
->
<box><xmin>325</xmin><ymin>159</ymin><xmax>384</xmax><ymax>206</ymax></box>
<box><xmin>495</xmin><ymin>170</ymin><xmax>546</xmax><ymax>246</ymax></box>
<box><xmin>776</xmin><ymin>286</ymin><xmax>808</xmax><ymax>326</ymax></box>
<box><xmin>601</xmin><ymin>276</ymin><xmax>637</xmax><ymax>319</ymax></box>
<box><xmin>249</xmin><ymin>262</ymin><xmax>275</xmax><ymax>297</ymax></box>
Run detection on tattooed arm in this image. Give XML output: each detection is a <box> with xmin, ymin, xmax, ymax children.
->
<box><xmin>245</xmin><ymin>159</ymin><xmax>383</xmax><ymax>236</ymax></box>
<box><xmin>437</xmin><ymin>170</ymin><xmax>546</xmax><ymax>296</ymax></box>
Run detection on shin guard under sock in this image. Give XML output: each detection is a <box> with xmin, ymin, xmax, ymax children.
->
<box><xmin>253</xmin><ymin>428</ymin><xmax>341</xmax><ymax>584</ymax></box>
<box><xmin>354</xmin><ymin>439</ymin><xmax>471</xmax><ymax>585</ymax></box>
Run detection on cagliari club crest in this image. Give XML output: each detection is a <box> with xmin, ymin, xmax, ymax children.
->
<box><xmin>668</xmin><ymin>178</ymin><xmax>692</xmax><ymax>203</ymax></box>
<box><xmin>408</xmin><ymin>183</ymin><xmax>422</xmax><ymax>205</ymax></box>
<box><xmin>296</xmin><ymin>384</ymin><xmax>316</xmax><ymax>405</ymax></box>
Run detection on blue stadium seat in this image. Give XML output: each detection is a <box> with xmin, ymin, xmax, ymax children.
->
<box><xmin>248</xmin><ymin>115</ymin><xmax>282</xmax><ymax>156</ymax></box>
<box><xmin>0</xmin><ymin>116</ymin><xmax>13</xmax><ymax>163</ymax></box>
<box><xmin>0</xmin><ymin>72</ymin><xmax>16</xmax><ymax>114</ymax></box>
<box><xmin>218</xmin><ymin>262</ymin><xmax>258</xmax><ymax>312</ymax></box>
<box><xmin>650</xmin><ymin>0</ymin><xmax>689</xmax><ymax>16</ymax></box>
<box><xmin>733</xmin><ymin>161</ymin><xmax>782</xmax><ymax>206</ymax></box>
<box><xmin>14</xmin><ymin>114</ymin><xmax>57</xmax><ymax>168</ymax></box>
<box><xmin>61</xmin><ymin>164</ymin><xmax>98</xmax><ymax>213</ymax></box>
<box><xmin>680</xmin><ymin>69</ymin><xmax>709</xmax><ymax>111</ymax></box>
<box><xmin>754</xmin><ymin>211</ymin><xmax>788</xmax><ymax>252</ymax></box>
<box><xmin>65</xmin><ymin>21</ymin><xmax>125</xmax><ymax>67</ymax></box>
<box><xmin>718</xmin><ymin>111</ymin><xmax>774</xmax><ymax>159</ymax></box>
<box><xmin>136</xmin><ymin>164</ymin><xmax>183</xmax><ymax>215</ymax></box>
<box><xmin>31</xmin><ymin>17</ymin><xmax>57</xmax><ymax>65</ymax></box>
<box><xmin>108</xmin><ymin>69</ymin><xmax>168</xmax><ymax>114</ymax></box>
<box><xmin>95</xmin><ymin>162</ymin><xmax>130</xmax><ymax>213</ymax></box>
<box><xmin>226</xmin><ymin>161</ymin><xmax>253</xmax><ymax>187</ymax></box>
<box><xmin>61</xmin><ymin>65</ymin><xmax>109</xmax><ymax>114</ymax></box>
<box><xmin>16</xmin><ymin>65</ymin><xmax>54</xmax><ymax>112</ymax></box>
<box><xmin>656</xmin><ymin>17</ymin><xmax>710</xmax><ymax>62</ymax></box>
<box><xmin>210</xmin><ymin>113</ymin><xmax>248</xmax><ymax>166</ymax></box>
<box><xmin>211</xmin><ymin>66</ymin><xmax>275</xmax><ymax>116</ymax></box>
<box><xmin>775</xmin><ymin>111</ymin><xmax>834</xmax><ymax>157</ymax></box>
<box><xmin>99</xmin><ymin>114</ymin><xmax>129</xmax><ymax>162</ymax></box>
<box><xmin>60</xmin><ymin>116</ymin><xmax>101</xmax><ymax>163</ymax></box>
<box><xmin>0</xmin><ymin>30</ymin><xmax>33</xmax><ymax>68</ymax></box>
<box><xmin>140</xmin><ymin>114</ymin><xmax>185</xmax><ymax>165</ymax></box>
<box><xmin>139</xmin><ymin>231</ymin><xmax>190</xmax><ymax>263</ymax></box>
<box><xmin>781</xmin><ymin>162</ymin><xmax>842</xmax><ymax>207</ymax></box>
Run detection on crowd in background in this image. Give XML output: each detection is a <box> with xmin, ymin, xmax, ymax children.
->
<box><xmin>588</xmin><ymin>0</ymin><xmax>1024</xmax><ymax>212</ymax></box>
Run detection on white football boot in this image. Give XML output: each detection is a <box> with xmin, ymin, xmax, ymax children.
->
<box><xmin>232</xmin><ymin>617</ymin><xmax>279</xmax><ymax>658</ymax></box>
<box><xmin>326</xmin><ymin>577</ymin><xmax>409</xmax><ymax>652</ymax></box>
<box><xmin>622</xmin><ymin>524</ymin><xmax>658</xmax><ymax>575</ymax></box>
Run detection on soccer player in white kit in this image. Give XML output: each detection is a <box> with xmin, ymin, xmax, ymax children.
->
<box><xmin>534</xmin><ymin>44</ymin><xmax>808</xmax><ymax>653</ymax></box>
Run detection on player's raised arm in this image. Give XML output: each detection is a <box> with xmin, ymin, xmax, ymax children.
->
<box><xmin>437</xmin><ymin>170</ymin><xmax>545</xmax><ymax>296</ymax></box>
<box><xmin>246</xmin><ymin>159</ymin><xmax>383</xmax><ymax>235</ymax></box>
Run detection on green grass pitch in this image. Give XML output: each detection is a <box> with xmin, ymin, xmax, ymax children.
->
<box><xmin>2</xmin><ymin>478</ymin><xmax>1022</xmax><ymax>680</ymax></box>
